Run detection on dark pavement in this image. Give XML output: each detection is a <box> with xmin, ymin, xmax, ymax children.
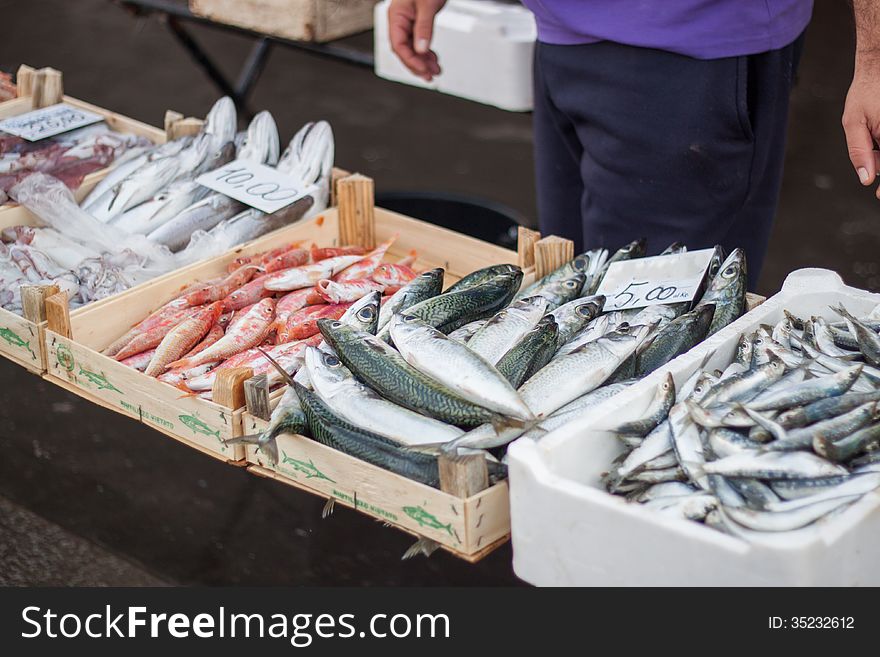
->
<box><xmin>0</xmin><ymin>0</ymin><xmax>877</xmax><ymax>585</ymax></box>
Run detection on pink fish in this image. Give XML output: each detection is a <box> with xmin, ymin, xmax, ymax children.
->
<box><xmin>168</xmin><ymin>298</ymin><xmax>276</xmax><ymax>370</ymax></box>
<box><xmin>315</xmin><ymin>278</ymin><xmax>385</xmax><ymax>304</ymax></box>
<box><xmin>334</xmin><ymin>235</ymin><xmax>397</xmax><ymax>282</ymax></box>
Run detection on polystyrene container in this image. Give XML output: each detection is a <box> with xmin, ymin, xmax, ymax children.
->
<box><xmin>508</xmin><ymin>269</ymin><xmax>880</xmax><ymax>586</ymax></box>
<box><xmin>374</xmin><ymin>0</ymin><xmax>536</xmax><ymax>111</ymax></box>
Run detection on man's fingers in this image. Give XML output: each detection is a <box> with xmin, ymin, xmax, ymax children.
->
<box><xmin>413</xmin><ymin>4</ymin><xmax>436</xmax><ymax>54</ymax></box>
<box><xmin>843</xmin><ymin>110</ymin><xmax>877</xmax><ymax>185</ymax></box>
<box><xmin>388</xmin><ymin>12</ymin><xmax>429</xmax><ymax>76</ymax></box>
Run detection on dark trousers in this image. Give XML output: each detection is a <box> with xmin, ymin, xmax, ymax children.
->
<box><xmin>533</xmin><ymin>36</ymin><xmax>805</xmax><ymax>290</ymax></box>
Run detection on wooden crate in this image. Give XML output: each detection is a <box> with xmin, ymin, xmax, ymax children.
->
<box><xmin>0</xmin><ymin>65</ymin><xmax>169</xmax><ymax>213</ymax></box>
<box><xmin>242</xmin><ymin>401</ymin><xmax>511</xmax><ymax>562</ymax></box>
<box><xmin>42</xmin><ymin>204</ymin><xmax>521</xmax><ymax>466</ymax></box>
<box><xmin>189</xmin><ymin>0</ymin><xmax>379</xmax><ymax>42</ymax></box>
<box><xmin>0</xmin><ymin>68</ymin><xmax>174</xmax><ymax>373</ymax></box>
<box><xmin>233</xmin><ymin>205</ymin><xmax>525</xmax><ymax>560</ymax></box>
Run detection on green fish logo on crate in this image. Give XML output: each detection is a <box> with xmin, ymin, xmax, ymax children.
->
<box><xmin>78</xmin><ymin>367</ymin><xmax>122</xmax><ymax>393</ymax></box>
<box><xmin>281</xmin><ymin>452</ymin><xmax>334</xmax><ymax>482</ymax></box>
<box><xmin>403</xmin><ymin>504</ymin><xmax>454</xmax><ymax>538</ymax></box>
<box><xmin>178</xmin><ymin>414</ymin><xmax>222</xmax><ymax>444</ymax></box>
<box><xmin>0</xmin><ymin>327</ymin><xmax>35</xmax><ymax>360</ymax></box>
<box><xmin>55</xmin><ymin>343</ymin><xmax>75</xmax><ymax>372</ymax></box>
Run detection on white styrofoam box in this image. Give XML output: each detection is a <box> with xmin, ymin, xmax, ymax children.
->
<box><xmin>508</xmin><ymin>269</ymin><xmax>880</xmax><ymax>586</ymax></box>
<box><xmin>374</xmin><ymin>0</ymin><xmax>536</xmax><ymax>111</ymax></box>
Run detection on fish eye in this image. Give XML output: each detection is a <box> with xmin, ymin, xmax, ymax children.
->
<box><xmin>723</xmin><ymin>265</ymin><xmax>736</xmax><ymax>278</ymax></box>
<box><xmin>325</xmin><ymin>355</ymin><xmax>341</xmax><ymax>367</ymax></box>
<box><xmin>564</xmin><ymin>280</ymin><xmax>577</xmax><ymax>289</ymax></box>
<box><xmin>402</xmin><ymin>315</ymin><xmax>418</xmax><ymax>323</ymax></box>
<box><xmin>357</xmin><ymin>307</ymin><xmax>376</xmax><ymax>321</ymax></box>
<box><xmin>576</xmin><ymin>305</ymin><xmax>592</xmax><ymax>317</ymax></box>
<box><xmin>330</xmin><ymin>321</ymin><xmax>342</xmax><ymax>328</ymax></box>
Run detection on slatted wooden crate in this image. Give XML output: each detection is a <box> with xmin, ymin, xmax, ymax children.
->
<box><xmin>242</xmin><ymin>401</ymin><xmax>512</xmax><ymax>561</ymax></box>
<box><xmin>41</xmin><ymin>196</ymin><xmax>523</xmax><ymax>467</ymax></box>
<box><xmin>189</xmin><ymin>0</ymin><xmax>379</xmax><ymax>43</ymax></box>
<box><xmin>234</xmin><ymin>197</ymin><xmax>530</xmax><ymax>560</ymax></box>
<box><xmin>0</xmin><ymin>66</ymin><xmax>179</xmax><ymax>373</ymax></box>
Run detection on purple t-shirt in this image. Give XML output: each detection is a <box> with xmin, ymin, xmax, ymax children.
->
<box><xmin>520</xmin><ymin>1</ymin><xmax>813</xmax><ymax>59</ymax></box>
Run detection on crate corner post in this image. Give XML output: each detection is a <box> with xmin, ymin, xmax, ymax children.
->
<box><xmin>337</xmin><ymin>173</ymin><xmax>376</xmax><ymax>249</ymax></box>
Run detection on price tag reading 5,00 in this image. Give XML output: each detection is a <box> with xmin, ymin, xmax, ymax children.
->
<box><xmin>595</xmin><ymin>248</ymin><xmax>715</xmax><ymax>312</ymax></box>
<box><xmin>196</xmin><ymin>160</ymin><xmax>317</xmax><ymax>214</ymax></box>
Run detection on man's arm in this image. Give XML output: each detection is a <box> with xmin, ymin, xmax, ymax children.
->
<box><xmin>844</xmin><ymin>0</ymin><xmax>880</xmax><ymax>195</ymax></box>
<box><xmin>388</xmin><ymin>0</ymin><xmax>447</xmax><ymax>81</ymax></box>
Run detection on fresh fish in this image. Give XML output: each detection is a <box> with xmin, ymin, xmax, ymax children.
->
<box><xmin>495</xmin><ymin>315</ymin><xmax>559</xmax><ymax>388</ymax></box>
<box><xmin>388</xmin><ymin>269</ymin><xmax>523</xmax><ymax>335</ymax></box>
<box><xmin>745</xmin><ymin>365</ymin><xmax>861</xmax><ymax>412</ymax></box>
<box><xmin>832</xmin><ymin>303</ymin><xmax>880</xmax><ymax>366</ymax></box>
<box><xmin>334</xmin><ymin>236</ymin><xmax>396</xmax><ymax>282</ymax></box>
<box><xmin>147</xmin><ymin>193</ymin><xmax>245</xmax><ymax>251</ymax></box>
<box><xmin>318</xmin><ymin>320</ymin><xmax>505</xmax><ymax>427</ymax></box>
<box><xmin>263</xmin><ymin>255</ymin><xmax>365</xmax><ymax>291</ymax></box>
<box><xmin>144</xmin><ymin>302</ymin><xmax>222</xmax><ymax>377</ymax></box>
<box><xmin>389</xmin><ymin>314</ymin><xmax>534</xmax><ymax>421</ymax></box>
<box><xmin>372</xmin><ymin>262</ymin><xmax>417</xmax><ymax>293</ymax></box>
<box><xmin>466</xmin><ymin>296</ymin><xmax>548</xmax><ymax>365</ymax></box>
<box><xmin>613</xmin><ymin>372</ymin><xmax>675</xmax><ymax>436</ymax></box>
<box><xmin>315</xmin><ymin>278</ymin><xmax>384</xmax><ymax>304</ymax></box>
<box><xmin>376</xmin><ymin>267</ymin><xmax>444</xmax><ymax>333</ymax></box>
<box><xmin>697</xmin><ymin>248</ymin><xmax>747</xmax><ymax>335</ymax></box>
<box><xmin>519</xmin><ymin>383</ymin><xmax>632</xmax><ymax>441</ymax></box>
<box><xmin>305</xmin><ymin>347</ymin><xmax>463</xmax><ymax>445</ymax></box>
<box><xmin>295</xmin><ymin>382</ymin><xmax>442</xmax><ymax>488</ymax></box>
<box><xmin>703</xmin><ymin>451</ymin><xmax>848</xmax><ymax>480</ymax></box>
<box><xmin>445</xmin><ymin>263</ymin><xmax>520</xmax><ymax>294</ymax></box>
<box><xmin>549</xmin><ymin>295</ymin><xmax>605</xmax><ymax>346</ymax></box>
<box><xmin>517</xmin><ymin>325</ymin><xmax>649</xmax><ymax>420</ymax></box>
<box><xmin>168</xmin><ymin>298</ymin><xmax>275</xmax><ymax>370</ymax></box>
<box><xmin>530</xmin><ymin>272</ymin><xmax>585</xmax><ymax>311</ymax></box>
<box><xmin>635</xmin><ymin>304</ymin><xmax>715</xmax><ymax>377</ymax></box>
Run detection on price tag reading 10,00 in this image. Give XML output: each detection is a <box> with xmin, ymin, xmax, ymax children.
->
<box><xmin>595</xmin><ymin>248</ymin><xmax>716</xmax><ymax>312</ymax></box>
<box><xmin>196</xmin><ymin>160</ymin><xmax>318</xmax><ymax>215</ymax></box>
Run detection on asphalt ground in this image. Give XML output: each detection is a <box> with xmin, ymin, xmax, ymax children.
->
<box><xmin>0</xmin><ymin>0</ymin><xmax>876</xmax><ymax>585</ymax></box>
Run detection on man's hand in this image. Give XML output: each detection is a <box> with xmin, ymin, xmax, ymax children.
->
<box><xmin>843</xmin><ymin>58</ymin><xmax>880</xmax><ymax>197</ymax></box>
<box><xmin>845</xmin><ymin>0</ymin><xmax>880</xmax><ymax>196</ymax></box>
<box><xmin>388</xmin><ymin>0</ymin><xmax>446</xmax><ymax>81</ymax></box>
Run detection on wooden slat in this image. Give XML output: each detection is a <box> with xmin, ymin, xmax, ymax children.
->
<box><xmin>337</xmin><ymin>174</ymin><xmax>375</xmax><ymax>249</ymax></box>
<box><xmin>517</xmin><ymin>227</ymin><xmax>540</xmax><ymax>270</ymax></box>
<box><xmin>15</xmin><ymin>64</ymin><xmax>36</xmax><ymax>99</ymax></box>
<box><xmin>533</xmin><ymin>235</ymin><xmax>574</xmax><ymax>280</ymax></box>
<box><xmin>20</xmin><ymin>284</ymin><xmax>59</xmax><ymax>324</ymax></box>
<box><xmin>45</xmin><ymin>292</ymin><xmax>71</xmax><ymax>339</ymax></box>
<box><xmin>34</xmin><ymin>68</ymin><xmax>63</xmax><ymax>108</ymax></box>
<box><xmin>439</xmin><ymin>452</ymin><xmax>489</xmax><ymax>497</ymax></box>
<box><xmin>212</xmin><ymin>367</ymin><xmax>254</xmax><ymax>410</ymax></box>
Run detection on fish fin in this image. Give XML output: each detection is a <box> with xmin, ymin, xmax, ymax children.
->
<box><xmin>259</xmin><ymin>437</ymin><xmax>279</xmax><ymax>466</ymax></box>
<box><xmin>223</xmin><ymin>432</ymin><xmax>261</xmax><ymax>447</ymax></box>
<box><xmin>401</xmin><ymin>537</ymin><xmax>440</xmax><ymax>560</ymax></box>
<box><xmin>257</xmin><ymin>347</ymin><xmax>294</xmax><ymax>385</ymax></box>
<box><xmin>176</xmin><ymin>391</ymin><xmax>200</xmax><ymax>399</ymax></box>
<box><xmin>321</xmin><ymin>498</ymin><xmax>335</xmax><ymax>519</ymax></box>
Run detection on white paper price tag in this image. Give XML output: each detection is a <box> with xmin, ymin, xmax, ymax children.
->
<box><xmin>596</xmin><ymin>248</ymin><xmax>715</xmax><ymax>312</ymax></box>
<box><xmin>0</xmin><ymin>103</ymin><xmax>104</xmax><ymax>141</ymax></box>
<box><xmin>196</xmin><ymin>160</ymin><xmax>317</xmax><ymax>215</ymax></box>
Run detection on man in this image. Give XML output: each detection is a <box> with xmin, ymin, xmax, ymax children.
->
<box><xmin>389</xmin><ymin>1</ymin><xmax>879</xmax><ymax>289</ymax></box>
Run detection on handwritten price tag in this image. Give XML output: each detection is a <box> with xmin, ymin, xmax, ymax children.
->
<box><xmin>196</xmin><ymin>160</ymin><xmax>318</xmax><ymax>215</ymax></box>
<box><xmin>0</xmin><ymin>103</ymin><xmax>104</xmax><ymax>141</ymax></box>
<box><xmin>596</xmin><ymin>248</ymin><xmax>715</xmax><ymax>312</ymax></box>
